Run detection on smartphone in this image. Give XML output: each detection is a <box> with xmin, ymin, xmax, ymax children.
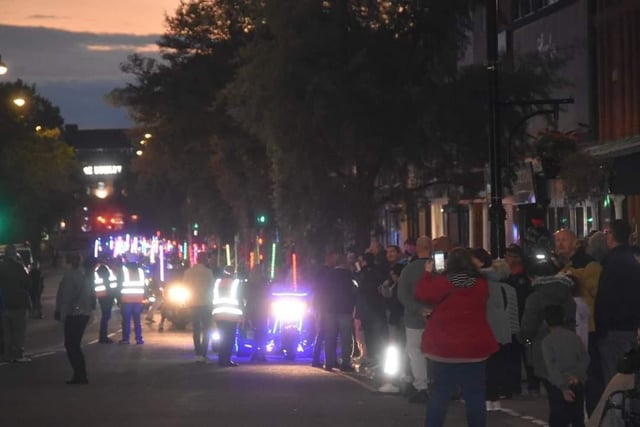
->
<box><xmin>434</xmin><ymin>251</ymin><xmax>446</xmax><ymax>272</ymax></box>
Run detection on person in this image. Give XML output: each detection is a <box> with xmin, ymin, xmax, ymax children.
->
<box><xmin>245</xmin><ymin>264</ymin><xmax>270</xmax><ymax>362</ymax></box>
<box><xmin>520</xmin><ymin>259</ymin><xmax>576</xmax><ymax>402</ymax></box>
<box><xmin>586</xmin><ymin>231</ymin><xmax>609</xmax><ymax>263</ymax></box>
<box><xmin>119</xmin><ymin>261</ymin><xmax>146</xmax><ymax>345</ymax></box>
<box><xmin>55</xmin><ymin>252</ymin><xmax>94</xmax><ymax>384</ymax></box>
<box><xmin>94</xmin><ymin>258</ymin><xmax>118</xmax><ymax>343</ymax></box>
<box><xmin>310</xmin><ymin>251</ymin><xmax>336</xmax><ymax>368</ymax></box>
<box><xmin>541</xmin><ymin>305</ymin><xmax>589</xmax><ymax>427</ymax></box>
<box><xmin>0</xmin><ymin>244</ymin><xmax>32</xmax><ymax>363</ymax></box>
<box><xmin>594</xmin><ymin>219</ymin><xmax>640</xmax><ymax>387</ymax></box>
<box><xmin>353</xmin><ymin>252</ymin><xmax>387</xmax><ymax>369</ymax></box>
<box><xmin>415</xmin><ymin>247</ymin><xmax>498</xmax><ymax>427</ymax></box>
<box><xmin>472</xmin><ymin>248</ymin><xmax>515</xmax><ymax>412</ymax></box>
<box><xmin>324</xmin><ymin>253</ymin><xmax>357</xmax><ymax>372</ymax></box>
<box><xmin>183</xmin><ymin>252</ymin><xmax>215</xmax><ymax>362</ymax></box>
<box><xmin>403</xmin><ymin>238</ymin><xmax>417</xmax><ymax>262</ymax></box>
<box><xmin>397</xmin><ymin>235</ymin><xmax>432</xmax><ymax>404</ymax></box>
<box><xmin>28</xmin><ymin>261</ymin><xmax>44</xmax><ymax>319</ymax></box>
<box><xmin>504</xmin><ymin>243</ymin><xmax>537</xmax><ymax>396</ymax></box>
<box><xmin>212</xmin><ymin>266</ymin><xmax>244</xmax><ymax>367</ymax></box>
<box><xmin>555</xmin><ymin>229</ymin><xmax>603</xmax><ymax>416</ymax></box>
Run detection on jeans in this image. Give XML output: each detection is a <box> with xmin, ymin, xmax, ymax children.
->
<box><xmin>1</xmin><ymin>309</ymin><xmax>28</xmax><ymax>361</ymax></box>
<box><xmin>217</xmin><ymin>320</ymin><xmax>237</xmax><ymax>364</ymax></box>
<box><xmin>406</xmin><ymin>327</ymin><xmax>428</xmax><ymax>391</ymax></box>
<box><xmin>426</xmin><ymin>360</ymin><xmax>486</xmax><ymax>427</ymax></box>
<box><xmin>122</xmin><ymin>303</ymin><xmax>143</xmax><ymax>342</ymax></box>
<box><xmin>599</xmin><ymin>330</ymin><xmax>637</xmax><ymax>386</ymax></box>
<box><xmin>191</xmin><ymin>306</ymin><xmax>212</xmax><ymax>357</ymax></box>
<box><xmin>64</xmin><ymin>315</ymin><xmax>89</xmax><ymax>380</ymax></box>
<box><xmin>542</xmin><ymin>379</ymin><xmax>585</xmax><ymax>427</ymax></box>
<box><xmin>98</xmin><ymin>298</ymin><xmax>114</xmax><ymax>340</ymax></box>
<box><xmin>324</xmin><ymin>313</ymin><xmax>353</xmax><ymax>368</ymax></box>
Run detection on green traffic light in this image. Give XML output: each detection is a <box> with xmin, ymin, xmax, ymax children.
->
<box><xmin>257</xmin><ymin>215</ymin><xmax>267</xmax><ymax>224</ymax></box>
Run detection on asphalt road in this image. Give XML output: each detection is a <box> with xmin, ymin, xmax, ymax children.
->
<box><xmin>0</xmin><ymin>266</ymin><xmax>552</xmax><ymax>427</ymax></box>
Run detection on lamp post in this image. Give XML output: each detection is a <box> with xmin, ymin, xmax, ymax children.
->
<box><xmin>486</xmin><ymin>0</ymin><xmax>506</xmax><ymax>259</ymax></box>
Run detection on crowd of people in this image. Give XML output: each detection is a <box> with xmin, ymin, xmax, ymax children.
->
<box><xmin>310</xmin><ymin>219</ymin><xmax>640</xmax><ymax>427</ymax></box>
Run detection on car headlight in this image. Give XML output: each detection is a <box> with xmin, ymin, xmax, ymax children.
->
<box><xmin>167</xmin><ymin>285</ymin><xmax>191</xmax><ymax>305</ymax></box>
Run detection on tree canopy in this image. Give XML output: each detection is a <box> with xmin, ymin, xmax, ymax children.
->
<box><xmin>111</xmin><ymin>0</ymin><xmax>566</xmax><ymax>258</ymax></box>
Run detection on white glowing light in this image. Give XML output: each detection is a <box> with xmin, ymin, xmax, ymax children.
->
<box><xmin>83</xmin><ymin>165</ymin><xmax>123</xmax><ymax>175</ymax></box>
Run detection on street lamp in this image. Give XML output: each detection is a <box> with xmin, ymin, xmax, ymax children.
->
<box><xmin>13</xmin><ymin>97</ymin><xmax>26</xmax><ymax>107</ymax></box>
<box><xmin>0</xmin><ymin>55</ymin><xmax>7</xmax><ymax>75</ymax></box>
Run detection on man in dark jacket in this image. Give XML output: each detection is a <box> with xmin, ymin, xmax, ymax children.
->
<box><xmin>354</xmin><ymin>252</ymin><xmax>387</xmax><ymax>367</ymax></box>
<box><xmin>594</xmin><ymin>219</ymin><xmax>640</xmax><ymax>386</ymax></box>
<box><xmin>505</xmin><ymin>244</ymin><xmax>537</xmax><ymax>395</ymax></box>
<box><xmin>0</xmin><ymin>244</ymin><xmax>32</xmax><ymax>362</ymax></box>
<box><xmin>324</xmin><ymin>253</ymin><xmax>357</xmax><ymax>372</ymax></box>
<box><xmin>310</xmin><ymin>251</ymin><xmax>337</xmax><ymax>368</ymax></box>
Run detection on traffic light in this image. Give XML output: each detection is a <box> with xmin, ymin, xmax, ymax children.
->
<box><xmin>256</xmin><ymin>214</ymin><xmax>267</xmax><ymax>225</ymax></box>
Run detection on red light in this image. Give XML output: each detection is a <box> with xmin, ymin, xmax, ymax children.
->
<box><xmin>258</xmin><ymin>237</ymin><xmax>264</xmax><ymax>245</ymax></box>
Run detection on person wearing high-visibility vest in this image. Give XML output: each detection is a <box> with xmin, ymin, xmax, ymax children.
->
<box><xmin>212</xmin><ymin>267</ymin><xmax>244</xmax><ymax>367</ymax></box>
<box><xmin>94</xmin><ymin>260</ymin><xmax>119</xmax><ymax>344</ymax></box>
<box><xmin>119</xmin><ymin>262</ymin><xmax>146</xmax><ymax>345</ymax></box>
<box><xmin>183</xmin><ymin>252</ymin><xmax>215</xmax><ymax>363</ymax></box>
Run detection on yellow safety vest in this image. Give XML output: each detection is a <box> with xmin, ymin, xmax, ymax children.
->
<box><xmin>94</xmin><ymin>264</ymin><xmax>118</xmax><ymax>298</ymax></box>
<box><xmin>212</xmin><ymin>278</ymin><xmax>243</xmax><ymax>322</ymax></box>
<box><xmin>121</xmin><ymin>266</ymin><xmax>145</xmax><ymax>303</ymax></box>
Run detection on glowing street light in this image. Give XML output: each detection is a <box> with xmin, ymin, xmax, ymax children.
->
<box><xmin>144</xmin><ymin>133</ymin><xmax>152</xmax><ymax>139</ymax></box>
<box><xmin>0</xmin><ymin>55</ymin><xmax>7</xmax><ymax>75</ymax></box>
<box><xmin>13</xmin><ymin>97</ymin><xmax>26</xmax><ymax>107</ymax></box>
<box><xmin>136</xmin><ymin>149</ymin><xmax>143</xmax><ymax>156</ymax></box>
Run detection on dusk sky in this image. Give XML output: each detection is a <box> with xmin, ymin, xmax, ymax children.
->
<box><xmin>0</xmin><ymin>0</ymin><xmax>181</xmax><ymax>129</ymax></box>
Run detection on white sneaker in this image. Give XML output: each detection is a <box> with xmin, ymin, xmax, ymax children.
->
<box><xmin>378</xmin><ymin>383</ymin><xmax>400</xmax><ymax>393</ymax></box>
<box><xmin>486</xmin><ymin>401</ymin><xmax>497</xmax><ymax>411</ymax></box>
<box><xmin>493</xmin><ymin>401</ymin><xmax>501</xmax><ymax>411</ymax></box>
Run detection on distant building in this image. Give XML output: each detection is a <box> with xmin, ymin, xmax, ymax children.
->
<box><xmin>64</xmin><ymin>124</ymin><xmax>140</xmax><ymax>235</ymax></box>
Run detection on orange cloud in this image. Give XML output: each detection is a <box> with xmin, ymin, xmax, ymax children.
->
<box><xmin>85</xmin><ymin>43</ymin><xmax>159</xmax><ymax>53</ymax></box>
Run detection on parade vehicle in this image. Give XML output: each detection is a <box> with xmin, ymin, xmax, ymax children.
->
<box><xmin>265</xmin><ymin>285</ymin><xmax>313</xmax><ymax>360</ymax></box>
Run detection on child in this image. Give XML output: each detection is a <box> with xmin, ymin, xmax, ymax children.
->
<box><xmin>541</xmin><ymin>304</ymin><xmax>590</xmax><ymax>427</ymax></box>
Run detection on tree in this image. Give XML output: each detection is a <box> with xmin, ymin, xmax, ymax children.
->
<box><xmin>109</xmin><ymin>1</ymin><xmax>270</xmax><ymax>241</ymax></box>
<box><xmin>0</xmin><ymin>80</ymin><xmax>76</xmax><ymax>245</ymax></box>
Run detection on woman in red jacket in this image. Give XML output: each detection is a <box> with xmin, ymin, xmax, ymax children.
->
<box><xmin>415</xmin><ymin>247</ymin><xmax>498</xmax><ymax>427</ymax></box>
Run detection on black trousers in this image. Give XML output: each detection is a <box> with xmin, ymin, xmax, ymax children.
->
<box><xmin>486</xmin><ymin>344</ymin><xmax>508</xmax><ymax>400</ymax></box>
<box><xmin>64</xmin><ymin>315</ymin><xmax>90</xmax><ymax>380</ymax></box>
<box><xmin>543</xmin><ymin>379</ymin><xmax>585</xmax><ymax>427</ymax></box>
<box><xmin>585</xmin><ymin>332</ymin><xmax>604</xmax><ymax>417</ymax></box>
<box><xmin>217</xmin><ymin>320</ymin><xmax>237</xmax><ymax>363</ymax></box>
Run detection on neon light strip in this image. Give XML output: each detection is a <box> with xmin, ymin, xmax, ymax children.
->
<box><xmin>159</xmin><ymin>245</ymin><xmax>165</xmax><ymax>282</ymax></box>
<box><xmin>270</xmin><ymin>242</ymin><xmax>276</xmax><ymax>280</ymax></box>
<box><xmin>292</xmin><ymin>253</ymin><xmax>297</xmax><ymax>291</ymax></box>
<box><xmin>226</xmin><ymin>244</ymin><xmax>231</xmax><ymax>267</ymax></box>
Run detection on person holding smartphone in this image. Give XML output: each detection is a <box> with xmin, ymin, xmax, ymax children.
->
<box><xmin>415</xmin><ymin>247</ymin><xmax>498</xmax><ymax>427</ymax></box>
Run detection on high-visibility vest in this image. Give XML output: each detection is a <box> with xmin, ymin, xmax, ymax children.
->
<box><xmin>94</xmin><ymin>264</ymin><xmax>118</xmax><ymax>298</ymax></box>
<box><xmin>212</xmin><ymin>277</ymin><xmax>243</xmax><ymax>322</ymax></box>
<box><xmin>120</xmin><ymin>266</ymin><xmax>145</xmax><ymax>303</ymax></box>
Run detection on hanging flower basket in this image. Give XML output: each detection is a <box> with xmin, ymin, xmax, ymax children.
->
<box><xmin>534</xmin><ymin>131</ymin><xmax>578</xmax><ymax>179</ymax></box>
